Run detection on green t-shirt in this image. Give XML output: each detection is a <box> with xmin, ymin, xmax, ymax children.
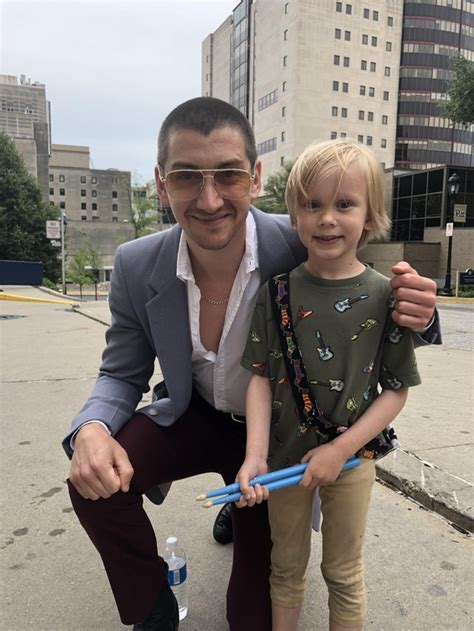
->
<box><xmin>241</xmin><ymin>264</ymin><xmax>421</xmax><ymax>470</ymax></box>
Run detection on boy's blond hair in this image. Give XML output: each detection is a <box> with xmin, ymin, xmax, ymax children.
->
<box><xmin>285</xmin><ymin>138</ymin><xmax>391</xmax><ymax>247</ymax></box>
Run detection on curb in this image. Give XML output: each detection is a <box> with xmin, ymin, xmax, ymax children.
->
<box><xmin>37</xmin><ymin>286</ymin><xmax>86</xmax><ymax>302</ymax></box>
<box><xmin>376</xmin><ymin>449</ymin><xmax>473</xmax><ymax>533</ymax></box>
<box><xmin>71</xmin><ymin>305</ymin><xmax>110</xmax><ymax>327</ymax></box>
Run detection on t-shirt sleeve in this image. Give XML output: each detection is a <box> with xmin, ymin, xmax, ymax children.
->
<box><xmin>379</xmin><ymin>317</ymin><xmax>422</xmax><ymax>390</ymax></box>
<box><xmin>241</xmin><ymin>284</ymin><xmax>272</xmax><ymax>377</ymax></box>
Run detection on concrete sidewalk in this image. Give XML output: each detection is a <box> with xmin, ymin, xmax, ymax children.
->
<box><xmin>61</xmin><ymin>288</ymin><xmax>474</xmax><ymax>534</ymax></box>
<box><xmin>1</xmin><ymin>285</ymin><xmax>473</xmax><ymax>630</ymax></box>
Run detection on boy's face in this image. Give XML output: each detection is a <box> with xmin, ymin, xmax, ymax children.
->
<box><xmin>294</xmin><ymin>162</ymin><xmax>373</xmax><ymax>276</ymax></box>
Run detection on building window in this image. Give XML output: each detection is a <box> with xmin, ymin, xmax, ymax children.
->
<box><xmin>361</xmin><ymin>60</ymin><xmax>367</xmax><ymax>70</ymax></box>
<box><xmin>80</xmin><ymin>189</ymin><xmax>86</xmax><ymax>197</ymax></box>
<box><xmin>371</xmin><ymin>36</ymin><xmax>377</xmax><ymax>46</ymax></box>
<box><xmin>257</xmin><ymin>137</ymin><xmax>277</xmax><ymax>155</ymax></box>
<box><xmin>385</xmin><ymin>66</ymin><xmax>390</xmax><ymax>77</ymax></box>
<box><xmin>112</xmin><ymin>204</ymin><xmax>118</xmax><ymax>212</ymax></box>
<box><xmin>81</xmin><ymin>215</ymin><xmax>87</xmax><ymax>221</ymax></box>
<box><xmin>331</xmin><ymin>131</ymin><xmax>337</xmax><ymax>139</ymax></box>
<box><xmin>92</xmin><ymin>190</ymin><xmax>97</xmax><ymax>197</ymax></box>
<box><xmin>335</xmin><ymin>28</ymin><xmax>341</xmax><ymax>39</ymax></box>
<box><xmin>80</xmin><ymin>176</ymin><xmax>86</xmax><ymax>184</ymax></box>
<box><xmin>340</xmin><ymin>132</ymin><xmax>347</xmax><ymax>138</ymax></box>
<box><xmin>334</xmin><ymin>55</ymin><xmax>340</xmax><ymax>65</ymax></box>
<box><xmin>283</xmin><ymin>55</ymin><xmax>287</xmax><ymax>67</ymax></box>
<box><xmin>59</xmin><ymin>174</ymin><xmax>65</xmax><ymax>182</ymax></box>
<box><xmin>285</xmin><ymin>2</ymin><xmax>289</xmax><ymax>14</ymax></box>
<box><xmin>359</xmin><ymin>110</ymin><xmax>365</xmax><ymax>120</ymax></box>
<box><xmin>49</xmin><ymin>187</ymin><xmax>54</xmax><ymax>196</ymax></box>
<box><xmin>281</xmin><ymin>131</ymin><xmax>285</xmax><ymax>141</ymax></box>
<box><xmin>366</xmin><ymin>136</ymin><xmax>372</xmax><ymax>146</ymax></box>
<box><xmin>81</xmin><ymin>202</ymin><xmax>87</xmax><ymax>210</ymax></box>
<box><xmin>111</xmin><ymin>177</ymin><xmax>118</xmax><ymax>184</ymax></box>
<box><xmin>386</xmin><ymin>41</ymin><xmax>392</xmax><ymax>52</ymax></box>
<box><xmin>363</xmin><ymin>8</ymin><xmax>369</xmax><ymax>18</ymax></box>
<box><xmin>112</xmin><ymin>191</ymin><xmax>118</xmax><ymax>198</ymax></box>
<box><xmin>383</xmin><ymin>91</ymin><xmax>389</xmax><ymax>101</ymax></box>
<box><xmin>360</xmin><ymin>85</ymin><xmax>366</xmax><ymax>95</ymax></box>
<box><xmin>344</xmin><ymin>30</ymin><xmax>351</xmax><ymax>41</ymax></box>
<box><xmin>343</xmin><ymin>56</ymin><xmax>349</xmax><ymax>67</ymax></box>
<box><xmin>49</xmin><ymin>174</ymin><xmax>53</xmax><ymax>182</ymax></box>
<box><xmin>333</xmin><ymin>80</ymin><xmax>339</xmax><ymax>91</ymax></box>
<box><xmin>368</xmin><ymin>111</ymin><xmax>374</xmax><ymax>121</ymax></box>
<box><xmin>91</xmin><ymin>176</ymin><xmax>97</xmax><ymax>184</ymax></box>
<box><xmin>92</xmin><ymin>216</ymin><xmax>99</xmax><ymax>222</ymax></box>
<box><xmin>336</xmin><ymin>1</ymin><xmax>342</xmax><ymax>11</ymax></box>
<box><xmin>59</xmin><ymin>188</ymin><xmax>65</xmax><ymax>196</ymax></box>
<box><xmin>112</xmin><ymin>216</ymin><xmax>118</xmax><ymax>223</ymax></box>
<box><xmin>280</xmin><ymin>156</ymin><xmax>285</xmax><ymax>166</ymax></box>
<box><xmin>59</xmin><ymin>202</ymin><xmax>65</xmax><ymax>210</ymax></box>
<box><xmin>373</xmin><ymin>10</ymin><xmax>378</xmax><ymax>21</ymax></box>
<box><xmin>282</xmin><ymin>106</ymin><xmax>286</xmax><ymax>117</ymax></box>
<box><xmin>369</xmin><ymin>86</ymin><xmax>375</xmax><ymax>97</ymax></box>
<box><xmin>357</xmin><ymin>135</ymin><xmax>363</xmax><ymax>143</ymax></box>
<box><xmin>284</xmin><ymin>29</ymin><xmax>288</xmax><ymax>40</ymax></box>
<box><xmin>381</xmin><ymin>139</ymin><xmax>387</xmax><ymax>148</ymax></box>
<box><xmin>282</xmin><ymin>81</ymin><xmax>287</xmax><ymax>91</ymax></box>
<box><xmin>341</xmin><ymin>107</ymin><xmax>347</xmax><ymax>118</ymax></box>
<box><xmin>388</xmin><ymin>16</ymin><xmax>393</xmax><ymax>26</ymax></box>
<box><xmin>362</xmin><ymin>34</ymin><xmax>368</xmax><ymax>45</ymax></box>
<box><xmin>332</xmin><ymin>106</ymin><xmax>338</xmax><ymax>117</ymax></box>
<box><xmin>346</xmin><ymin>4</ymin><xmax>352</xmax><ymax>14</ymax></box>
<box><xmin>49</xmin><ymin>201</ymin><xmax>55</xmax><ymax>207</ymax></box>
<box><xmin>342</xmin><ymin>82</ymin><xmax>348</xmax><ymax>93</ymax></box>
<box><xmin>370</xmin><ymin>62</ymin><xmax>376</xmax><ymax>72</ymax></box>
<box><xmin>258</xmin><ymin>89</ymin><xmax>279</xmax><ymax>111</ymax></box>
<box><xmin>382</xmin><ymin>115</ymin><xmax>388</xmax><ymax>125</ymax></box>
<box><xmin>92</xmin><ymin>203</ymin><xmax>97</xmax><ymax>211</ymax></box>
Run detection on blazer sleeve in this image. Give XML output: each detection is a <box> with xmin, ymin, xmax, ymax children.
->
<box><xmin>62</xmin><ymin>245</ymin><xmax>156</xmax><ymax>458</ymax></box>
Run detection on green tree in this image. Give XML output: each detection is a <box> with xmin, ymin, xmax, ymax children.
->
<box><xmin>129</xmin><ymin>177</ymin><xmax>161</xmax><ymax>238</ymax></box>
<box><xmin>0</xmin><ymin>132</ymin><xmax>61</xmax><ymax>281</ymax></box>
<box><xmin>67</xmin><ymin>250</ymin><xmax>95</xmax><ymax>298</ymax></box>
<box><xmin>256</xmin><ymin>161</ymin><xmax>294</xmax><ymax>214</ymax></box>
<box><xmin>441</xmin><ymin>57</ymin><xmax>474</xmax><ymax>125</ymax></box>
<box><xmin>80</xmin><ymin>232</ymin><xmax>103</xmax><ymax>281</ymax></box>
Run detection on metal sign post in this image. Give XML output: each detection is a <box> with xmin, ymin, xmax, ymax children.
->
<box><xmin>61</xmin><ymin>213</ymin><xmax>66</xmax><ymax>295</ymax></box>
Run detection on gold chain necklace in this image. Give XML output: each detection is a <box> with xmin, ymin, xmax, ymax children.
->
<box><xmin>201</xmin><ymin>295</ymin><xmax>229</xmax><ymax>306</ymax></box>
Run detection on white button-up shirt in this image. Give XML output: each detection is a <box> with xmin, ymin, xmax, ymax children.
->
<box><xmin>176</xmin><ymin>213</ymin><xmax>261</xmax><ymax>415</ymax></box>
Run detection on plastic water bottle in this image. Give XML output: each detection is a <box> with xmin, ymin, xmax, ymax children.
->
<box><xmin>164</xmin><ymin>536</ymin><xmax>188</xmax><ymax>621</ymax></box>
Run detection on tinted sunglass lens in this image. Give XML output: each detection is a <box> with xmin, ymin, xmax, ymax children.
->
<box><xmin>215</xmin><ymin>170</ymin><xmax>251</xmax><ymax>199</ymax></box>
<box><xmin>167</xmin><ymin>171</ymin><xmax>203</xmax><ymax>198</ymax></box>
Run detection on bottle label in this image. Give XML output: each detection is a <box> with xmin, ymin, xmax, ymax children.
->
<box><xmin>168</xmin><ymin>564</ymin><xmax>187</xmax><ymax>587</ymax></box>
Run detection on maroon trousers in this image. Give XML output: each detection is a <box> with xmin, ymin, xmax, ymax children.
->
<box><xmin>68</xmin><ymin>395</ymin><xmax>272</xmax><ymax>630</ymax></box>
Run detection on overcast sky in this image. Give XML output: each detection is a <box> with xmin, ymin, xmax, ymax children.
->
<box><xmin>1</xmin><ymin>0</ymin><xmax>236</xmax><ymax>181</ymax></box>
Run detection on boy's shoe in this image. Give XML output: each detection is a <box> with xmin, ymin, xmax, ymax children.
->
<box><xmin>213</xmin><ymin>503</ymin><xmax>233</xmax><ymax>545</ymax></box>
<box><xmin>133</xmin><ymin>579</ymin><xmax>179</xmax><ymax>630</ymax></box>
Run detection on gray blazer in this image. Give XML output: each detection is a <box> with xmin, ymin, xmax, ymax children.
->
<box><xmin>62</xmin><ymin>207</ymin><xmax>306</xmax><ymax>458</ymax></box>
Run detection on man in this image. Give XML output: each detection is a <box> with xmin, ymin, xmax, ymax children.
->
<box><xmin>64</xmin><ymin>97</ymin><xmax>440</xmax><ymax>631</ymax></box>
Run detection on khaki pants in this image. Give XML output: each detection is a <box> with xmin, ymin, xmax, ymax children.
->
<box><xmin>268</xmin><ymin>458</ymin><xmax>375</xmax><ymax>626</ymax></box>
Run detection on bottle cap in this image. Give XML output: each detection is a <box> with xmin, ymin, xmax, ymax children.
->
<box><xmin>166</xmin><ymin>536</ymin><xmax>177</xmax><ymax>545</ymax></box>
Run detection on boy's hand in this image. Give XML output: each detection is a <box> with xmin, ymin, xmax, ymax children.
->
<box><xmin>235</xmin><ymin>456</ymin><xmax>269</xmax><ymax>508</ymax></box>
<box><xmin>300</xmin><ymin>443</ymin><xmax>347</xmax><ymax>489</ymax></box>
<box><xmin>390</xmin><ymin>262</ymin><xmax>437</xmax><ymax>331</ymax></box>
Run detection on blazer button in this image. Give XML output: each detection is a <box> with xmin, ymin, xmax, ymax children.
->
<box><xmin>148</xmin><ymin>408</ymin><xmax>158</xmax><ymax>416</ymax></box>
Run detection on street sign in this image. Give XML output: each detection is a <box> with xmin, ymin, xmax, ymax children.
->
<box><xmin>46</xmin><ymin>220</ymin><xmax>61</xmax><ymax>239</ymax></box>
<box><xmin>446</xmin><ymin>222</ymin><xmax>453</xmax><ymax>237</ymax></box>
<box><xmin>49</xmin><ymin>239</ymin><xmax>61</xmax><ymax>248</ymax></box>
<box><xmin>453</xmin><ymin>204</ymin><xmax>467</xmax><ymax>223</ymax></box>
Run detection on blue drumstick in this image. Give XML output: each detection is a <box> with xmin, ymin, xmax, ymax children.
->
<box><xmin>199</xmin><ymin>457</ymin><xmax>360</xmax><ymax>506</ymax></box>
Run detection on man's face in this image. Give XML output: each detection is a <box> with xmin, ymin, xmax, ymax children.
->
<box><xmin>156</xmin><ymin>127</ymin><xmax>261</xmax><ymax>252</ymax></box>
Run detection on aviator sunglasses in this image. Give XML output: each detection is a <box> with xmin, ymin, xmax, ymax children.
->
<box><xmin>160</xmin><ymin>168</ymin><xmax>255</xmax><ymax>201</ymax></box>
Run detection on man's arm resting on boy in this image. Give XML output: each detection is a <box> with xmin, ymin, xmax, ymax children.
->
<box><xmin>300</xmin><ymin>388</ymin><xmax>409</xmax><ymax>488</ymax></box>
<box><xmin>236</xmin><ymin>374</ymin><xmax>272</xmax><ymax>508</ymax></box>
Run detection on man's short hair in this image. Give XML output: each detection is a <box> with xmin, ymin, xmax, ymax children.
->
<box><xmin>157</xmin><ymin>97</ymin><xmax>258</xmax><ymax>170</ymax></box>
<box><xmin>285</xmin><ymin>138</ymin><xmax>391</xmax><ymax>247</ymax></box>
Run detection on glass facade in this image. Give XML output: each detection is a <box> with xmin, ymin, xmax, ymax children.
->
<box><xmin>230</xmin><ymin>0</ymin><xmax>252</xmax><ymax>115</ymax></box>
<box><xmin>395</xmin><ymin>1</ymin><xmax>474</xmax><ymax>170</ymax></box>
<box><xmin>391</xmin><ymin>165</ymin><xmax>474</xmax><ymax>241</ymax></box>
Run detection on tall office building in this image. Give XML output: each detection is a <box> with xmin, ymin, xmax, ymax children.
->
<box><xmin>202</xmin><ymin>0</ymin><xmax>473</xmax><ymax>180</ymax></box>
<box><xmin>0</xmin><ymin>74</ymin><xmax>51</xmax><ymax>199</ymax></box>
<box><xmin>396</xmin><ymin>0</ymin><xmax>474</xmax><ymax>169</ymax></box>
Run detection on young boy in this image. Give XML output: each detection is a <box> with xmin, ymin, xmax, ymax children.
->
<box><xmin>237</xmin><ymin>139</ymin><xmax>421</xmax><ymax>631</ymax></box>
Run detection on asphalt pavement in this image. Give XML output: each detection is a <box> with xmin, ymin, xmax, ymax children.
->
<box><xmin>1</xmin><ymin>286</ymin><xmax>473</xmax><ymax>630</ymax></box>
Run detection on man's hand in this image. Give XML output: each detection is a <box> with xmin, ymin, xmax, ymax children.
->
<box><xmin>390</xmin><ymin>261</ymin><xmax>437</xmax><ymax>331</ymax></box>
<box><xmin>69</xmin><ymin>423</ymin><xmax>134</xmax><ymax>500</ymax></box>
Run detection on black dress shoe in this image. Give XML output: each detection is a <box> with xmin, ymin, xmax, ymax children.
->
<box><xmin>212</xmin><ymin>502</ymin><xmax>233</xmax><ymax>545</ymax></box>
<box><xmin>133</xmin><ymin>577</ymin><xmax>179</xmax><ymax>630</ymax></box>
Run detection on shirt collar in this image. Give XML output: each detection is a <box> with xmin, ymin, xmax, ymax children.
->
<box><xmin>176</xmin><ymin>212</ymin><xmax>259</xmax><ymax>282</ymax></box>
